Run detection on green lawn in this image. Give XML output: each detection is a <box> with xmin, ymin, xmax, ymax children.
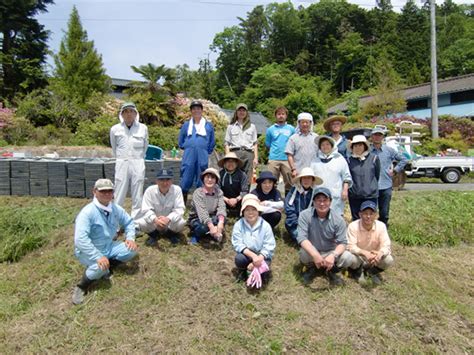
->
<box><xmin>0</xmin><ymin>192</ymin><xmax>473</xmax><ymax>353</ymax></box>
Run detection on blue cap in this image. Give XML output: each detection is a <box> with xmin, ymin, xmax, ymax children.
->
<box><xmin>360</xmin><ymin>200</ymin><xmax>377</xmax><ymax>212</ymax></box>
<box><xmin>312</xmin><ymin>187</ymin><xmax>332</xmax><ymax>200</ymax></box>
<box><xmin>256</xmin><ymin>171</ymin><xmax>277</xmax><ymax>184</ymax></box>
<box><xmin>156</xmin><ymin>169</ymin><xmax>174</xmax><ymax>179</ymax></box>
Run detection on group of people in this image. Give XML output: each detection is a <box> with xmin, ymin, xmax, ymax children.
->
<box><xmin>72</xmin><ymin>101</ymin><xmax>407</xmax><ymax>304</ymax></box>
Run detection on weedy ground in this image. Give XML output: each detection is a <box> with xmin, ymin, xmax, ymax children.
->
<box><xmin>0</xmin><ymin>191</ymin><xmax>473</xmax><ymax>353</ymax></box>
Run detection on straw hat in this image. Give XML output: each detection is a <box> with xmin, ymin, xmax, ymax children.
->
<box><xmin>314</xmin><ymin>135</ymin><xmax>336</xmax><ymax>148</ymax></box>
<box><xmin>292</xmin><ymin>167</ymin><xmax>323</xmax><ymax>187</ymax></box>
<box><xmin>323</xmin><ymin>115</ymin><xmax>347</xmax><ymax>132</ymax></box>
<box><xmin>217</xmin><ymin>152</ymin><xmax>244</xmax><ymax>168</ymax></box>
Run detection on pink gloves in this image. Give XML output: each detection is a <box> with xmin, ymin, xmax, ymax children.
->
<box><xmin>246</xmin><ymin>261</ymin><xmax>270</xmax><ymax>289</ymax></box>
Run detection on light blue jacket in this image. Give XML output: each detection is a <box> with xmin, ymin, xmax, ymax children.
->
<box><xmin>74</xmin><ymin>202</ymin><xmax>136</xmax><ymax>261</ymax></box>
<box><xmin>231</xmin><ymin>217</ymin><xmax>276</xmax><ymax>259</ymax></box>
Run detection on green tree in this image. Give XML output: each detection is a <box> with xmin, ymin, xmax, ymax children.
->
<box><xmin>394</xmin><ymin>0</ymin><xmax>430</xmax><ymax>81</ymax></box>
<box><xmin>126</xmin><ymin>63</ymin><xmax>176</xmax><ymax>126</ymax></box>
<box><xmin>0</xmin><ymin>0</ymin><xmax>53</xmax><ymax>102</ymax></box>
<box><xmin>52</xmin><ymin>6</ymin><xmax>109</xmax><ymax>104</ymax></box>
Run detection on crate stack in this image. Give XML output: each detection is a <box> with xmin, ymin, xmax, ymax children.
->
<box><xmin>144</xmin><ymin>160</ymin><xmax>164</xmax><ymax>189</ymax></box>
<box><xmin>85</xmin><ymin>159</ymin><xmax>105</xmax><ymax>198</ymax></box>
<box><xmin>29</xmin><ymin>159</ymin><xmax>49</xmax><ymax>196</ymax></box>
<box><xmin>48</xmin><ymin>160</ymin><xmax>68</xmax><ymax>196</ymax></box>
<box><xmin>0</xmin><ymin>159</ymin><xmax>11</xmax><ymax>195</ymax></box>
<box><xmin>67</xmin><ymin>159</ymin><xmax>86</xmax><ymax>198</ymax></box>
<box><xmin>163</xmin><ymin>159</ymin><xmax>182</xmax><ymax>186</ymax></box>
<box><xmin>11</xmin><ymin>159</ymin><xmax>30</xmax><ymax>195</ymax></box>
<box><xmin>103</xmin><ymin>159</ymin><xmax>115</xmax><ymax>181</ymax></box>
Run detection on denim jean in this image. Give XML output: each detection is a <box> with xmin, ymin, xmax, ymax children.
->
<box><xmin>234</xmin><ymin>252</ymin><xmax>272</xmax><ymax>270</ymax></box>
<box><xmin>190</xmin><ymin>215</ymin><xmax>225</xmax><ymax>238</ymax></box>
<box><xmin>377</xmin><ymin>188</ymin><xmax>392</xmax><ymax>227</ymax></box>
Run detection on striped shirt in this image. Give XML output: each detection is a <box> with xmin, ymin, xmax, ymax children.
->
<box><xmin>285</xmin><ymin>131</ymin><xmax>318</xmax><ymax>171</ymax></box>
<box><xmin>188</xmin><ymin>186</ymin><xmax>227</xmax><ymax>225</ymax></box>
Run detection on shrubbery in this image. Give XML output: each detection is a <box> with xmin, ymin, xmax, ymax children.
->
<box><xmin>71</xmin><ymin>115</ymin><xmax>117</xmax><ymax>146</ymax></box>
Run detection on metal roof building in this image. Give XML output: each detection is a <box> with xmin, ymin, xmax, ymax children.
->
<box><xmin>327</xmin><ymin>73</ymin><xmax>474</xmax><ymax>119</ymax></box>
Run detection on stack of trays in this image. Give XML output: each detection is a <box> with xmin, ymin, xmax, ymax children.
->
<box><xmin>11</xmin><ymin>159</ymin><xmax>30</xmax><ymax>195</ymax></box>
<box><xmin>67</xmin><ymin>179</ymin><xmax>85</xmax><ymax>198</ymax></box>
<box><xmin>145</xmin><ymin>160</ymin><xmax>164</xmax><ymax>188</ymax></box>
<box><xmin>48</xmin><ymin>160</ymin><xmax>68</xmax><ymax>196</ymax></box>
<box><xmin>103</xmin><ymin>159</ymin><xmax>115</xmax><ymax>181</ymax></box>
<box><xmin>67</xmin><ymin>159</ymin><xmax>86</xmax><ymax>197</ymax></box>
<box><xmin>0</xmin><ymin>159</ymin><xmax>11</xmax><ymax>195</ymax></box>
<box><xmin>29</xmin><ymin>159</ymin><xmax>49</xmax><ymax>196</ymax></box>
<box><xmin>85</xmin><ymin>159</ymin><xmax>105</xmax><ymax>198</ymax></box>
<box><xmin>163</xmin><ymin>159</ymin><xmax>182</xmax><ymax>186</ymax></box>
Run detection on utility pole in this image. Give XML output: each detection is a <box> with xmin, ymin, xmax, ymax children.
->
<box><xmin>430</xmin><ymin>0</ymin><xmax>439</xmax><ymax>138</ymax></box>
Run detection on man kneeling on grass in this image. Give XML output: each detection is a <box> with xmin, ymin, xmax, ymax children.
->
<box><xmin>346</xmin><ymin>200</ymin><xmax>393</xmax><ymax>285</ymax></box>
<box><xmin>135</xmin><ymin>169</ymin><xmax>186</xmax><ymax>247</ymax></box>
<box><xmin>72</xmin><ymin>179</ymin><xmax>138</xmax><ymax>305</ymax></box>
<box><xmin>297</xmin><ymin>187</ymin><xmax>353</xmax><ymax>286</ymax></box>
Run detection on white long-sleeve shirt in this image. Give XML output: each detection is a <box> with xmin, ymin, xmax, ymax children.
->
<box><xmin>139</xmin><ymin>184</ymin><xmax>185</xmax><ymax>224</ymax></box>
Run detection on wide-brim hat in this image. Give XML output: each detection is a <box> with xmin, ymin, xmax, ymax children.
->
<box><xmin>323</xmin><ymin>115</ymin><xmax>347</xmax><ymax>132</ymax></box>
<box><xmin>217</xmin><ymin>152</ymin><xmax>244</xmax><ymax>168</ymax></box>
<box><xmin>242</xmin><ymin>193</ymin><xmax>260</xmax><ymax>204</ymax></box>
<box><xmin>240</xmin><ymin>198</ymin><xmax>264</xmax><ymax>216</ymax></box>
<box><xmin>314</xmin><ymin>135</ymin><xmax>336</xmax><ymax>148</ymax></box>
<box><xmin>256</xmin><ymin>171</ymin><xmax>277</xmax><ymax>184</ymax></box>
<box><xmin>293</xmin><ymin>167</ymin><xmax>323</xmax><ymax>187</ymax></box>
<box><xmin>200</xmin><ymin>167</ymin><xmax>220</xmax><ymax>183</ymax></box>
<box><xmin>348</xmin><ymin>134</ymin><xmax>370</xmax><ymax>151</ymax></box>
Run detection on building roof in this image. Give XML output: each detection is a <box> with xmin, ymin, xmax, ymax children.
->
<box><xmin>327</xmin><ymin>73</ymin><xmax>474</xmax><ymax>114</ymax></box>
<box><xmin>111</xmin><ymin>78</ymin><xmax>134</xmax><ymax>87</ymax></box>
<box><xmin>221</xmin><ymin>109</ymin><xmax>271</xmax><ymax>135</ymax></box>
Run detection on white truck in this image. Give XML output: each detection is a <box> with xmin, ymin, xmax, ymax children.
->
<box><xmin>383</xmin><ymin>121</ymin><xmax>474</xmax><ymax>183</ymax></box>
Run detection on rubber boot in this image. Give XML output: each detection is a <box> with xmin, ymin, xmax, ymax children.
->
<box><xmin>367</xmin><ymin>266</ymin><xmax>384</xmax><ymax>285</ymax></box>
<box><xmin>327</xmin><ymin>265</ymin><xmax>345</xmax><ymax>286</ymax></box>
<box><xmin>72</xmin><ymin>273</ymin><xmax>94</xmax><ymax>305</ymax></box>
<box><xmin>145</xmin><ymin>230</ymin><xmax>159</xmax><ymax>247</ymax></box>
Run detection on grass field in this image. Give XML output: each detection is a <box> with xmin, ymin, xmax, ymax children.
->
<box><xmin>0</xmin><ymin>191</ymin><xmax>473</xmax><ymax>353</ymax></box>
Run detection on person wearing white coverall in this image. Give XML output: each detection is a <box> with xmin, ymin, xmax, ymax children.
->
<box><xmin>110</xmin><ymin>102</ymin><xmax>149</xmax><ymax>219</ymax></box>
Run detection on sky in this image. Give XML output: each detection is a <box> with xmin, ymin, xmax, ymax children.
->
<box><xmin>37</xmin><ymin>0</ymin><xmax>472</xmax><ymax>80</ymax></box>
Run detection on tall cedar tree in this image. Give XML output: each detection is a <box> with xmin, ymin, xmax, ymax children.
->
<box><xmin>0</xmin><ymin>0</ymin><xmax>53</xmax><ymax>102</ymax></box>
<box><xmin>53</xmin><ymin>6</ymin><xmax>109</xmax><ymax>104</ymax></box>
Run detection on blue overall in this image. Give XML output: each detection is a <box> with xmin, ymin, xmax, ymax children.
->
<box><xmin>178</xmin><ymin>119</ymin><xmax>216</xmax><ymax>194</ymax></box>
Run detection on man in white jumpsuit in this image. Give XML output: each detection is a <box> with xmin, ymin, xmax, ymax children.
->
<box><xmin>110</xmin><ymin>102</ymin><xmax>149</xmax><ymax>219</ymax></box>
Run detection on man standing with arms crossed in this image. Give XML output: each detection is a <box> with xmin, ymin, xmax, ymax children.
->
<box><xmin>110</xmin><ymin>102</ymin><xmax>149</xmax><ymax>219</ymax></box>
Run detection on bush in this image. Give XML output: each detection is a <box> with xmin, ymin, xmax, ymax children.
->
<box><xmin>257</xmin><ymin>134</ymin><xmax>268</xmax><ymax>165</ymax></box>
<box><xmin>71</xmin><ymin>114</ymin><xmax>117</xmax><ymax>146</ymax></box>
<box><xmin>31</xmin><ymin>124</ymin><xmax>73</xmax><ymax>146</ymax></box>
<box><xmin>148</xmin><ymin>126</ymin><xmax>180</xmax><ymax>150</ymax></box>
<box><xmin>1</xmin><ymin>116</ymin><xmax>35</xmax><ymax>145</ymax></box>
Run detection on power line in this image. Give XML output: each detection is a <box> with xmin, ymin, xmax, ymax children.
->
<box><xmin>37</xmin><ymin>18</ymin><xmax>239</xmax><ymax>22</ymax></box>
